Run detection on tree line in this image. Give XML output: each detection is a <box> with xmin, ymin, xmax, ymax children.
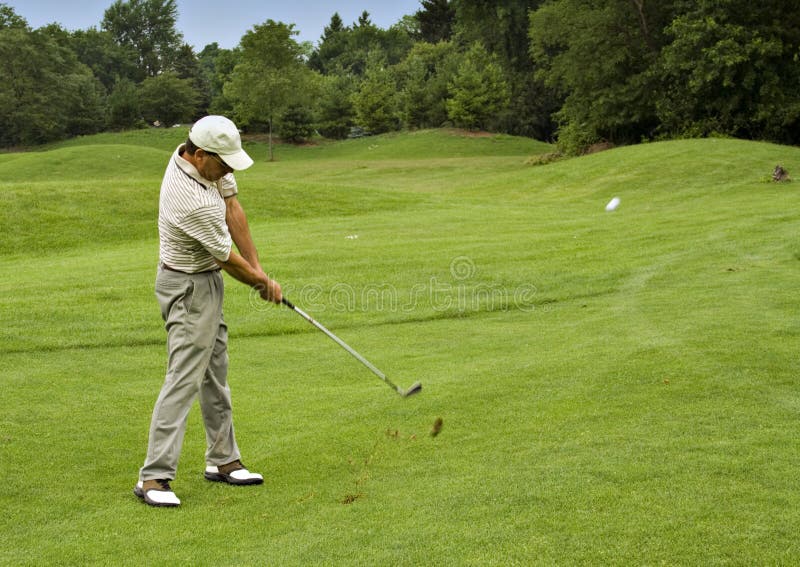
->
<box><xmin>2</xmin><ymin>0</ymin><xmax>799</xmax><ymax>154</ymax></box>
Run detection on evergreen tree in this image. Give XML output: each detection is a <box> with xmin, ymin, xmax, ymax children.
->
<box><xmin>454</xmin><ymin>0</ymin><xmax>556</xmax><ymax>137</ymax></box>
<box><xmin>396</xmin><ymin>41</ymin><xmax>459</xmax><ymax>128</ymax></box>
<box><xmin>446</xmin><ymin>42</ymin><xmax>509</xmax><ymax>130</ymax></box>
<box><xmin>279</xmin><ymin>104</ymin><xmax>315</xmax><ymax>143</ymax></box>
<box><xmin>173</xmin><ymin>43</ymin><xmax>210</xmax><ymax>117</ymax></box>
<box><xmin>416</xmin><ymin>0</ymin><xmax>455</xmax><ymax>44</ymax></box>
<box><xmin>310</xmin><ymin>11</ymin><xmax>413</xmax><ymax>78</ymax></box>
<box><xmin>326</xmin><ymin>12</ymin><xmax>346</xmax><ymax>35</ymax></box>
<box><xmin>356</xmin><ymin>11</ymin><xmax>372</xmax><ymax>28</ymax></box>
<box><xmin>316</xmin><ymin>73</ymin><xmax>357</xmax><ymax>139</ymax></box>
<box><xmin>308</xmin><ymin>13</ymin><xmax>349</xmax><ymax>74</ymax></box>
<box><xmin>353</xmin><ymin>53</ymin><xmax>400</xmax><ymax>134</ymax></box>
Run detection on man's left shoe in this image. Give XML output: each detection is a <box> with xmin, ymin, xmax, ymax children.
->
<box><xmin>204</xmin><ymin>460</ymin><xmax>263</xmax><ymax>485</ymax></box>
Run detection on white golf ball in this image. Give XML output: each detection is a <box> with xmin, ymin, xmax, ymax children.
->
<box><xmin>605</xmin><ymin>197</ymin><xmax>620</xmax><ymax>212</ymax></box>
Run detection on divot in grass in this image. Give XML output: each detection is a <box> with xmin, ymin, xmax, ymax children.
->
<box><xmin>341</xmin><ymin>429</ymin><xmax>419</xmax><ymax>504</ymax></box>
<box><xmin>431</xmin><ymin>417</ymin><xmax>444</xmax><ymax>437</ymax></box>
<box><xmin>341</xmin><ymin>493</ymin><xmax>362</xmax><ymax>505</ymax></box>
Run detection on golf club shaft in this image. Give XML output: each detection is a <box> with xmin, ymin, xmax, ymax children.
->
<box><xmin>282</xmin><ymin>298</ymin><xmax>402</xmax><ymax>392</ymax></box>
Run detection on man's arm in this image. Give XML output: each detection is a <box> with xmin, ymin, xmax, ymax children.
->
<box><xmin>216</xmin><ymin>250</ymin><xmax>282</xmax><ymax>303</ymax></box>
<box><xmin>225</xmin><ymin>195</ymin><xmax>262</xmax><ymax>272</ymax></box>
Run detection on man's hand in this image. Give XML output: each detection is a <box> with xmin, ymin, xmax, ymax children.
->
<box><xmin>258</xmin><ymin>275</ymin><xmax>282</xmax><ymax>304</ymax></box>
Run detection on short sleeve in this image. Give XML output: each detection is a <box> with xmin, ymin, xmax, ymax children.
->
<box><xmin>218</xmin><ymin>173</ymin><xmax>238</xmax><ymax>198</ymax></box>
<box><xmin>179</xmin><ymin>206</ymin><xmax>232</xmax><ymax>262</ymax></box>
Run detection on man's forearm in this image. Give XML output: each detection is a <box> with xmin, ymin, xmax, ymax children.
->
<box><xmin>225</xmin><ymin>196</ymin><xmax>261</xmax><ymax>271</ymax></box>
<box><xmin>215</xmin><ymin>250</ymin><xmax>282</xmax><ymax>303</ymax></box>
<box><xmin>216</xmin><ymin>251</ymin><xmax>266</xmax><ymax>288</ymax></box>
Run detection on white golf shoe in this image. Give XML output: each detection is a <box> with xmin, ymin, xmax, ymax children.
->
<box><xmin>134</xmin><ymin>479</ymin><xmax>181</xmax><ymax>507</ymax></box>
<box><xmin>204</xmin><ymin>460</ymin><xmax>263</xmax><ymax>485</ymax></box>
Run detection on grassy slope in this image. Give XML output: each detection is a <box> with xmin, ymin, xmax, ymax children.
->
<box><xmin>1</xmin><ymin>130</ymin><xmax>799</xmax><ymax>565</ymax></box>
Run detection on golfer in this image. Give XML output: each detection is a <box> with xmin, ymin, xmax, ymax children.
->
<box><xmin>134</xmin><ymin>115</ymin><xmax>281</xmax><ymax>507</ymax></box>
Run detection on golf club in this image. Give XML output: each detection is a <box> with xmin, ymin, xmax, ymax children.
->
<box><xmin>282</xmin><ymin>298</ymin><xmax>422</xmax><ymax>397</ymax></box>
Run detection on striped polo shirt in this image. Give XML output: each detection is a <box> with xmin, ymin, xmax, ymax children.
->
<box><xmin>158</xmin><ymin>145</ymin><xmax>239</xmax><ymax>273</ymax></box>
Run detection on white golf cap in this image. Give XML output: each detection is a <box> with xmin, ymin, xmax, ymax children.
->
<box><xmin>189</xmin><ymin>115</ymin><xmax>254</xmax><ymax>170</ymax></box>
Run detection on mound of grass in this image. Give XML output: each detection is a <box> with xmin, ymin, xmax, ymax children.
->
<box><xmin>0</xmin><ymin>144</ymin><xmax>168</xmax><ymax>183</ymax></box>
<box><xmin>2</xmin><ymin>130</ymin><xmax>800</xmax><ymax>565</ymax></box>
<box><xmin>42</xmin><ymin>126</ymin><xmax>188</xmax><ymax>151</ymax></box>
<box><xmin>267</xmin><ymin>128</ymin><xmax>552</xmax><ymax>162</ymax></box>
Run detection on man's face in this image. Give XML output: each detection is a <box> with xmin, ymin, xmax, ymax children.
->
<box><xmin>197</xmin><ymin>150</ymin><xmax>234</xmax><ymax>182</ymax></box>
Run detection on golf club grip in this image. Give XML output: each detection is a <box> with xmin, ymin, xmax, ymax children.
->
<box><xmin>282</xmin><ymin>298</ymin><xmax>296</xmax><ymax>310</ymax></box>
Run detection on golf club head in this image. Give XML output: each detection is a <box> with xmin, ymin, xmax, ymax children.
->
<box><xmin>402</xmin><ymin>382</ymin><xmax>422</xmax><ymax>397</ymax></box>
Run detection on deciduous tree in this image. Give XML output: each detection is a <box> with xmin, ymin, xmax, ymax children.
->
<box><xmin>198</xmin><ymin>43</ymin><xmax>241</xmax><ymax>116</ymax></box>
<box><xmin>656</xmin><ymin>0</ymin><xmax>800</xmax><ymax>143</ymax></box>
<box><xmin>0</xmin><ymin>9</ymin><xmax>105</xmax><ymax>145</ymax></box>
<box><xmin>69</xmin><ymin>27</ymin><xmax>141</xmax><ymax>90</ymax></box>
<box><xmin>529</xmin><ymin>0</ymin><xmax>671</xmax><ymax>152</ymax></box>
<box><xmin>102</xmin><ymin>0</ymin><xmax>183</xmax><ymax>76</ymax></box>
<box><xmin>226</xmin><ymin>20</ymin><xmax>318</xmax><ymax>160</ymax></box>
<box><xmin>106</xmin><ymin>77</ymin><xmax>141</xmax><ymax>130</ymax></box>
<box><xmin>138</xmin><ymin>72</ymin><xmax>199</xmax><ymax>126</ymax></box>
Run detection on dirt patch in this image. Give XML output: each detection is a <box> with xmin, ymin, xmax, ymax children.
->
<box><xmin>525</xmin><ymin>151</ymin><xmax>564</xmax><ymax>166</ymax></box>
<box><xmin>341</xmin><ymin>493</ymin><xmax>363</xmax><ymax>505</ymax></box>
<box><xmin>431</xmin><ymin>417</ymin><xmax>444</xmax><ymax>437</ymax></box>
<box><xmin>585</xmin><ymin>141</ymin><xmax>615</xmax><ymax>154</ymax></box>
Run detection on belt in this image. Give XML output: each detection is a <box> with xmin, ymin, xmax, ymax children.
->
<box><xmin>160</xmin><ymin>263</ymin><xmax>221</xmax><ymax>274</ymax></box>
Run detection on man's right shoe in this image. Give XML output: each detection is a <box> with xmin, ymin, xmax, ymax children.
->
<box><xmin>134</xmin><ymin>479</ymin><xmax>181</xmax><ymax>507</ymax></box>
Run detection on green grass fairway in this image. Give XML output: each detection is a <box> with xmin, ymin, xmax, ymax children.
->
<box><xmin>1</xmin><ymin>129</ymin><xmax>799</xmax><ymax>564</ymax></box>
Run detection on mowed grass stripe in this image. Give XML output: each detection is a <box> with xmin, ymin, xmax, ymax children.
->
<box><xmin>2</xmin><ymin>130</ymin><xmax>800</xmax><ymax>564</ymax></box>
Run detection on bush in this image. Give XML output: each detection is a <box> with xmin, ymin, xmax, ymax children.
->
<box><xmin>138</xmin><ymin>72</ymin><xmax>199</xmax><ymax>127</ymax></box>
<box><xmin>279</xmin><ymin>104</ymin><xmax>315</xmax><ymax>143</ymax></box>
<box><xmin>106</xmin><ymin>78</ymin><xmax>140</xmax><ymax>130</ymax></box>
<box><xmin>555</xmin><ymin>119</ymin><xmax>601</xmax><ymax>156</ymax></box>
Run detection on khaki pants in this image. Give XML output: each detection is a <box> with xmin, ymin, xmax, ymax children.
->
<box><xmin>139</xmin><ymin>267</ymin><xmax>241</xmax><ymax>481</ymax></box>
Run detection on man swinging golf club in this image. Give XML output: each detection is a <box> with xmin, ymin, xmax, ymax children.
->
<box><xmin>134</xmin><ymin>115</ymin><xmax>282</xmax><ymax>507</ymax></box>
